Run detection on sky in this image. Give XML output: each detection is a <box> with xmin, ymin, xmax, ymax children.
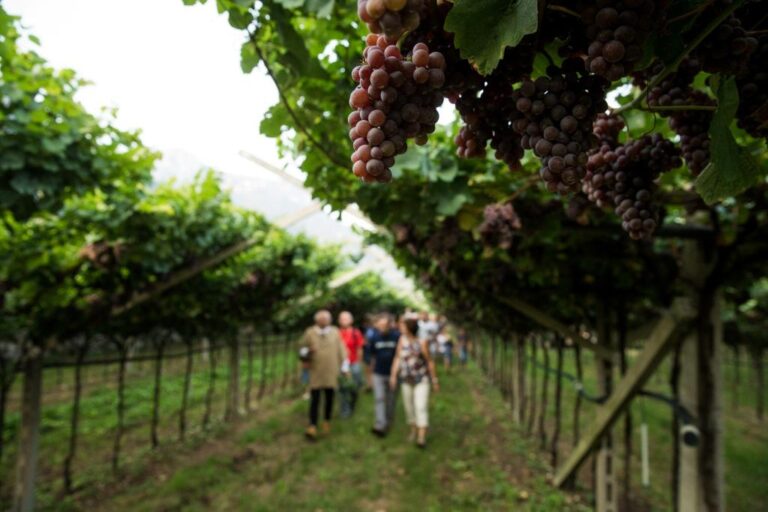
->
<box><xmin>6</xmin><ymin>0</ymin><xmax>422</xmax><ymax>299</ymax></box>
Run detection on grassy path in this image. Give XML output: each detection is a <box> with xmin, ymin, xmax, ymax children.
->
<box><xmin>68</xmin><ymin>364</ymin><xmax>588</xmax><ymax>512</ymax></box>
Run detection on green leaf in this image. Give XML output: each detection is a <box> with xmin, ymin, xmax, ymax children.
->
<box><xmin>695</xmin><ymin>76</ymin><xmax>761</xmax><ymax>204</ymax></box>
<box><xmin>305</xmin><ymin>0</ymin><xmax>334</xmax><ymax>17</ymax></box>
<box><xmin>270</xmin><ymin>3</ymin><xmax>327</xmax><ymax>79</ymax></box>
<box><xmin>240</xmin><ymin>41</ymin><xmax>259</xmax><ymax>73</ymax></box>
<box><xmin>444</xmin><ymin>0</ymin><xmax>538</xmax><ymax>75</ymax></box>
<box><xmin>273</xmin><ymin>0</ymin><xmax>304</xmax><ymax>7</ymax></box>
<box><xmin>436</xmin><ymin>192</ymin><xmax>468</xmax><ymax>216</ymax></box>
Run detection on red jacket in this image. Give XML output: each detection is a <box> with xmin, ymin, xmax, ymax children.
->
<box><xmin>339</xmin><ymin>327</ymin><xmax>364</xmax><ymax>364</ymax></box>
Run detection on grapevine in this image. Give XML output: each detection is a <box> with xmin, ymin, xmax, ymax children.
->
<box><xmin>344</xmin><ymin>0</ymin><xmax>764</xmax><ymax>239</ymax></box>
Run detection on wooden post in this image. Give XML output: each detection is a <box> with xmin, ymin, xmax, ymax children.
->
<box><xmin>551</xmin><ymin>338</ymin><xmax>564</xmax><ymax>467</ymax></box>
<box><xmin>150</xmin><ymin>339</ymin><xmax>165</xmax><ymax>449</ymax></box>
<box><xmin>516</xmin><ymin>335</ymin><xmax>527</xmax><ymax>424</ymax></box>
<box><xmin>112</xmin><ymin>340</ymin><xmax>128</xmax><ymax>474</ymax></box>
<box><xmin>527</xmin><ymin>338</ymin><xmax>538</xmax><ymax>435</ymax></box>
<box><xmin>13</xmin><ymin>349</ymin><xmax>43</xmax><ymax>512</ymax></box>
<box><xmin>490</xmin><ymin>336</ymin><xmax>497</xmax><ymax>384</ymax></box>
<box><xmin>63</xmin><ymin>343</ymin><xmax>88</xmax><ymax>493</ymax></box>
<box><xmin>573</xmin><ymin>344</ymin><xmax>583</xmax><ymax>445</ymax></box>
<box><xmin>538</xmin><ymin>341</ymin><xmax>550</xmax><ymax>450</ymax></box>
<box><xmin>258</xmin><ymin>333</ymin><xmax>267</xmax><ymax>400</ymax></box>
<box><xmin>202</xmin><ymin>343</ymin><xmax>218</xmax><ymax>429</ymax></box>
<box><xmin>750</xmin><ymin>346</ymin><xmax>764</xmax><ymax>421</ymax></box>
<box><xmin>595</xmin><ymin>299</ymin><xmax>618</xmax><ymax>512</ymax></box>
<box><xmin>554</xmin><ymin>301</ymin><xmax>692</xmax><ymax>488</ymax></box>
<box><xmin>245</xmin><ymin>337</ymin><xmax>254</xmax><ymax>412</ymax></box>
<box><xmin>179</xmin><ymin>339</ymin><xmax>194</xmax><ymax>440</ymax></box>
<box><xmin>678</xmin><ymin>240</ymin><xmax>724</xmax><ymax>512</ymax></box>
<box><xmin>225</xmin><ymin>335</ymin><xmax>241</xmax><ymax>421</ymax></box>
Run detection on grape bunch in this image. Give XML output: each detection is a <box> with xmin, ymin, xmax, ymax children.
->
<box><xmin>357</xmin><ymin>0</ymin><xmax>425</xmax><ymax>40</ymax></box>
<box><xmin>584</xmin><ymin>134</ymin><xmax>681</xmax><ymax>239</ymax></box>
<box><xmin>348</xmin><ymin>34</ymin><xmax>446</xmax><ymax>182</ymax></box>
<box><xmin>593</xmin><ymin>112</ymin><xmax>625</xmax><ymax>145</ymax></box>
<box><xmin>478</xmin><ymin>201</ymin><xmax>522</xmax><ymax>250</ymax></box>
<box><xmin>583</xmin><ymin>114</ymin><xmax>625</xmax><ymax>207</ymax></box>
<box><xmin>511</xmin><ymin>59</ymin><xmax>608</xmax><ymax>193</ymax></box>
<box><xmin>638</xmin><ymin>60</ymin><xmax>713</xmax><ymax>175</ymax></box>
<box><xmin>667</xmin><ymin>90</ymin><xmax>713</xmax><ymax>176</ymax></box>
<box><xmin>454</xmin><ymin>125</ymin><xmax>486</xmax><ymax>159</ymax></box>
<box><xmin>695</xmin><ymin>13</ymin><xmax>758</xmax><ymax>75</ymax></box>
<box><xmin>582</xmin><ymin>0</ymin><xmax>656</xmax><ymax>81</ymax></box>
<box><xmin>736</xmin><ymin>36</ymin><xmax>768</xmax><ymax>140</ymax></box>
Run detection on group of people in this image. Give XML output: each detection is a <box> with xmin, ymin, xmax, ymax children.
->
<box><xmin>298</xmin><ymin>309</ymin><xmax>468</xmax><ymax>448</ymax></box>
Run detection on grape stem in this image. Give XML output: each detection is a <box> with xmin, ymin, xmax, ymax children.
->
<box><xmin>666</xmin><ymin>0</ymin><xmax>716</xmax><ymax>25</ymax></box>
<box><xmin>546</xmin><ymin>4</ymin><xmax>581</xmax><ymax>19</ymax></box>
<box><xmin>612</xmin><ymin>1</ymin><xmax>743</xmax><ymax>116</ymax></box>
<box><xmin>642</xmin><ymin>105</ymin><xmax>717</xmax><ymax>112</ymax></box>
<box><xmin>499</xmin><ymin>175</ymin><xmax>539</xmax><ymax>203</ymax></box>
<box><xmin>246</xmin><ymin>29</ymin><xmax>350</xmax><ymax>171</ymax></box>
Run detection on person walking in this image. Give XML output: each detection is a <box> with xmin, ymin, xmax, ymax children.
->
<box><xmin>363</xmin><ymin>315</ymin><xmax>376</xmax><ymax>392</ymax></box>
<box><xmin>390</xmin><ymin>316</ymin><xmax>439</xmax><ymax>448</ymax></box>
<box><xmin>437</xmin><ymin>325</ymin><xmax>454</xmax><ymax>372</ymax></box>
<box><xmin>299</xmin><ymin>310</ymin><xmax>347</xmax><ymax>441</ymax></box>
<box><xmin>368</xmin><ymin>313</ymin><xmax>400</xmax><ymax>436</ymax></box>
<box><xmin>338</xmin><ymin>311</ymin><xmax>365</xmax><ymax>418</ymax></box>
<box><xmin>418</xmin><ymin>311</ymin><xmax>440</xmax><ymax>357</ymax></box>
<box><xmin>457</xmin><ymin>328</ymin><xmax>470</xmax><ymax>367</ymax></box>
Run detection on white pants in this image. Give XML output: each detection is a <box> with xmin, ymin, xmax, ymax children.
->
<box><xmin>401</xmin><ymin>379</ymin><xmax>430</xmax><ymax>428</ymax></box>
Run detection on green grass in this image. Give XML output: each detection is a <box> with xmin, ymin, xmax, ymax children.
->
<box><xmin>52</xmin><ymin>364</ymin><xmax>589</xmax><ymax>512</ymax></box>
<box><xmin>0</xmin><ymin>341</ymin><xmax>298</xmax><ymax>510</ymax></box>
<box><xmin>2</xmin><ymin>343</ymin><xmax>764</xmax><ymax>511</ymax></box>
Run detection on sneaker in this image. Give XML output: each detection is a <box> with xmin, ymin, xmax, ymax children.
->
<box><xmin>305</xmin><ymin>425</ymin><xmax>318</xmax><ymax>441</ymax></box>
<box><xmin>416</xmin><ymin>440</ymin><xmax>427</xmax><ymax>449</ymax></box>
<box><xmin>371</xmin><ymin>427</ymin><xmax>387</xmax><ymax>438</ymax></box>
<box><xmin>321</xmin><ymin>421</ymin><xmax>331</xmax><ymax>435</ymax></box>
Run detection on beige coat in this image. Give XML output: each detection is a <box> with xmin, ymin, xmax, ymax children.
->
<box><xmin>299</xmin><ymin>326</ymin><xmax>347</xmax><ymax>389</ymax></box>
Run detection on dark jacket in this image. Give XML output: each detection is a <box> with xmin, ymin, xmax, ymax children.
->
<box><xmin>368</xmin><ymin>328</ymin><xmax>400</xmax><ymax>376</ymax></box>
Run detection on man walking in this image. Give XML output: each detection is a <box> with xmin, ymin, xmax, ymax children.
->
<box><xmin>368</xmin><ymin>313</ymin><xmax>400</xmax><ymax>436</ymax></box>
<box><xmin>338</xmin><ymin>311</ymin><xmax>365</xmax><ymax>418</ymax></box>
<box><xmin>299</xmin><ymin>310</ymin><xmax>347</xmax><ymax>441</ymax></box>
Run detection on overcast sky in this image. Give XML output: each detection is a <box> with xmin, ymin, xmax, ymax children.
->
<box><xmin>7</xmin><ymin>0</ymin><xmax>283</xmax><ymax>177</ymax></box>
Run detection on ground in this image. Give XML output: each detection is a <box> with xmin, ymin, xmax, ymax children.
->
<box><xmin>61</xmin><ymin>364</ymin><xmax>589</xmax><ymax>512</ymax></box>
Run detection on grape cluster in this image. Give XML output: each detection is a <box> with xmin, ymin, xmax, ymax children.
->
<box><xmin>584</xmin><ymin>114</ymin><xmax>625</xmax><ymax>207</ymax></box>
<box><xmin>348</xmin><ymin>34</ymin><xmax>446</xmax><ymax>182</ymax></box>
<box><xmin>639</xmin><ymin>60</ymin><xmax>713</xmax><ymax>175</ymax></box>
<box><xmin>584</xmin><ymin>134</ymin><xmax>681</xmax><ymax>239</ymax></box>
<box><xmin>667</xmin><ymin>90</ymin><xmax>713</xmax><ymax>176</ymax></box>
<box><xmin>79</xmin><ymin>241</ymin><xmax>123</xmax><ymax>270</ymax></box>
<box><xmin>478</xmin><ymin>201</ymin><xmax>522</xmax><ymax>250</ymax></box>
<box><xmin>696</xmin><ymin>13</ymin><xmax>758</xmax><ymax>75</ymax></box>
<box><xmin>582</xmin><ymin>0</ymin><xmax>656</xmax><ymax>81</ymax></box>
<box><xmin>454</xmin><ymin>125</ymin><xmax>486</xmax><ymax>159</ymax></box>
<box><xmin>357</xmin><ymin>0</ymin><xmax>425</xmax><ymax>40</ymax></box>
<box><xmin>511</xmin><ymin>60</ymin><xmax>608</xmax><ymax>193</ymax></box>
<box><xmin>736</xmin><ymin>36</ymin><xmax>768</xmax><ymax>140</ymax></box>
<box><xmin>593</xmin><ymin>112</ymin><xmax>625</xmax><ymax>145</ymax></box>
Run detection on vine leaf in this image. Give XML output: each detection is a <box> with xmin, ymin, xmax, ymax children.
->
<box><xmin>444</xmin><ymin>0</ymin><xmax>538</xmax><ymax>76</ymax></box>
<box><xmin>304</xmin><ymin>0</ymin><xmax>334</xmax><ymax>17</ymax></box>
<box><xmin>695</xmin><ymin>76</ymin><xmax>761</xmax><ymax>205</ymax></box>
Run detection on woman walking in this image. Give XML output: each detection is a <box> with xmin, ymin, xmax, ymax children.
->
<box><xmin>390</xmin><ymin>316</ymin><xmax>439</xmax><ymax>448</ymax></box>
<box><xmin>299</xmin><ymin>310</ymin><xmax>347</xmax><ymax>441</ymax></box>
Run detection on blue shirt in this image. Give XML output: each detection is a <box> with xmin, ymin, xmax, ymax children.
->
<box><xmin>368</xmin><ymin>328</ymin><xmax>400</xmax><ymax>376</ymax></box>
